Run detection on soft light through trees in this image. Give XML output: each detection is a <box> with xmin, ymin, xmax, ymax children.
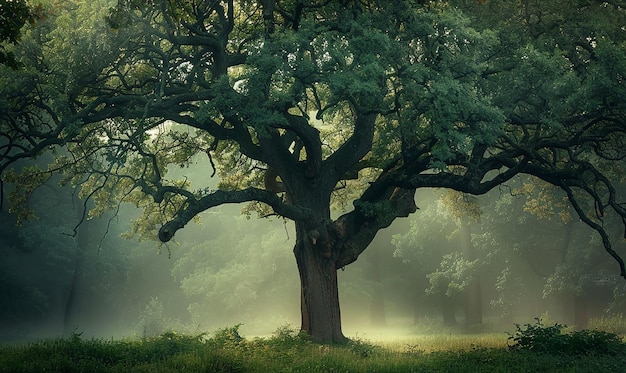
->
<box><xmin>1</xmin><ymin>0</ymin><xmax>626</xmax><ymax>343</ymax></box>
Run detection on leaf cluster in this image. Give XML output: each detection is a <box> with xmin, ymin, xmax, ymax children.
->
<box><xmin>0</xmin><ymin>0</ymin><xmax>43</xmax><ymax>68</ymax></box>
<box><xmin>426</xmin><ymin>251</ymin><xmax>479</xmax><ymax>297</ymax></box>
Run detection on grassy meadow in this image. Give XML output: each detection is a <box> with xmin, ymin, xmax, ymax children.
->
<box><xmin>2</xmin><ymin>319</ymin><xmax>626</xmax><ymax>373</ymax></box>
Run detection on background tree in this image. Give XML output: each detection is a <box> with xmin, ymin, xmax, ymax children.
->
<box><xmin>0</xmin><ymin>165</ymin><xmax>137</xmax><ymax>341</ymax></box>
<box><xmin>475</xmin><ymin>176</ymin><xmax>626</xmax><ymax>328</ymax></box>
<box><xmin>392</xmin><ymin>190</ymin><xmax>486</xmax><ymax>327</ymax></box>
<box><xmin>172</xmin><ymin>213</ymin><xmax>301</xmax><ymax>333</ymax></box>
<box><xmin>1</xmin><ymin>0</ymin><xmax>626</xmax><ymax>343</ymax></box>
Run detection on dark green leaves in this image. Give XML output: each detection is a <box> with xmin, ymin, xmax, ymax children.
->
<box><xmin>0</xmin><ymin>0</ymin><xmax>39</xmax><ymax>68</ymax></box>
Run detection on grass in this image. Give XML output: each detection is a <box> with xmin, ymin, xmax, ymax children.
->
<box><xmin>1</xmin><ymin>324</ymin><xmax>626</xmax><ymax>372</ymax></box>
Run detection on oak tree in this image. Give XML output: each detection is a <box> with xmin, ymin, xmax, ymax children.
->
<box><xmin>2</xmin><ymin>0</ymin><xmax>626</xmax><ymax>343</ymax></box>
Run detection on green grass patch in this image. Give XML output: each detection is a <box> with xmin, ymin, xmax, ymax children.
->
<box><xmin>589</xmin><ymin>313</ymin><xmax>626</xmax><ymax>335</ymax></box>
<box><xmin>2</xmin><ymin>324</ymin><xmax>626</xmax><ymax>372</ymax></box>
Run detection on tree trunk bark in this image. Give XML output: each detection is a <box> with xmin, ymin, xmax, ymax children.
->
<box><xmin>283</xmin><ymin>166</ymin><xmax>415</xmax><ymax>343</ymax></box>
<box><xmin>293</xmin><ymin>223</ymin><xmax>347</xmax><ymax>344</ymax></box>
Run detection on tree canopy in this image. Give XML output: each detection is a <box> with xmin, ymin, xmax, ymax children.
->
<box><xmin>0</xmin><ymin>0</ymin><xmax>42</xmax><ymax>69</ymax></box>
<box><xmin>1</xmin><ymin>0</ymin><xmax>625</xmax><ymax>343</ymax></box>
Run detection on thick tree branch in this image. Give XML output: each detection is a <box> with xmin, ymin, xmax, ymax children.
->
<box><xmin>335</xmin><ymin>187</ymin><xmax>416</xmax><ymax>267</ymax></box>
<box><xmin>326</xmin><ymin>112</ymin><xmax>376</xmax><ymax>179</ymax></box>
<box><xmin>281</xmin><ymin>113</ymin><xmax>322</xmax><ymax>177</ymax></box>
<box><xmin>158</xmin><ymin>187</ymin><xmax>315</xmax><ymax>242</ymax></box>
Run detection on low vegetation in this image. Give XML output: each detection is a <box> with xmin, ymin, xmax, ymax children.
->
<box><xmin>508</xmin><ymin>318</ymin><xmax>625</xmax><ymax>356</ymax></box>
<box><xmin>1</xmin><ymin>321</ymin><xmax>626</xmax><ymax>373</ymax></box>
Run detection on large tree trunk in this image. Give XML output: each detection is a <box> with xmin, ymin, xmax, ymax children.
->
<box><xmin>293</xmin><ymin>224</ymin><xmax>347</xmax><ymax>344</ymax></box>
<box><xmin>277</xmin><ymin>158</ymin><xmax>415</xmax><ymax>344</ymax></box>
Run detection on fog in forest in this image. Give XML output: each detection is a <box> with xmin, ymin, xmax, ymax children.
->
<box><xmin>2</xmin><ymin>168</ymin><xmax>625</xmax><ymax>344</ymax></box>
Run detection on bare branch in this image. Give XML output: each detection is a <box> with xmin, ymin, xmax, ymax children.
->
<box><xmin>562</xmin><ymin>183</ymin><xmax>626</xmax><ymax>278</ymax></box>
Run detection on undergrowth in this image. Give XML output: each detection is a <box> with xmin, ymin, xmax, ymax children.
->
<box><xmin>508</xmin><ymin>318</ymin><xmax>625</xmax><ymax>356</ymax></box>
<box><xmin>589</xmin><ymin>313</ymin><xmax>626</xmax><ymax>334</ymax></box>
<box><xmin>1</xmin><ymin>322</ymin><xmax>626</xmax><ymax>372</ymax></box>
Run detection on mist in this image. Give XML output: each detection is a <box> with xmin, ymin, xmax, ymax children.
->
<box><xmin>2</xmin><ymin>172</ymin><xmax>625</xmax><ymax>344</ymax></box>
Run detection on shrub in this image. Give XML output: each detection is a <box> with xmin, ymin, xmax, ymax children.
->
<box><xmin>267</xmin><ymin>324</ymin><xmax>310</xmax><ymax>348</ymax></box>
<box><xmin>567</xmin><ymin>329</ymin><xmax>624</xmax><ymax>356</ymax></box>
<box><xmin>508</xmin><ymin>318</ymin><xmax>625</xmax><ymax>356</ymax></box>
<box><xmin>348</xmin><ymin>337</ymin><xmax>379</xmax><ymax>358</ymax></box>
<box><xmin>210</xmin><ymin>324</ymin><xmax>244</xmax><ymax>347</ymax></box>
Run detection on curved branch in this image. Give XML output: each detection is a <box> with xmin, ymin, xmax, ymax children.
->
<box><xmin>561</xmin><ymin>183</ymin><xmax>626</xmax><ymax>278</ymax></box>
<box><xmin>158</xmin><ymin>187</ymin><xmax>315</xmax><ymax>242</ymax></box>
<box><xmin>335</xmin><ymin>187</ymin><xmax>417</xmax><ymax>267</ymax></box>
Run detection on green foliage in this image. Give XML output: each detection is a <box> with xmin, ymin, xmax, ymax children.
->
<box><xmin>0</xmin><ymin>331</ymin><xmax>212</xmax><ymax>373</ymax></box>
<box><xmin>210</xmin><ymin>324</ymin><xmax>244</xmax><ymax>347</ymax></box>
<box><xmin>137</xmin><ymin>297</ymin><xmax>186</xmax><ymax>338</ymax></box>
<box><xmin>268</xmin><ymin>324</ymin><xmax>310</xmax><ymax>347</ymax></box>
<box><xmin>2</xmin><ymin>327</ymin><xmax>626</xmax><ymax>372</ymax></box>
<box><xmin>490</xmin><ymin>265</ymin><xmax>526</xmax><ymax>322</ymax></box>
<box><xmin>426</xmin><ymin>251</ymin><xmax>479</xmax><ymax>297</ymax></box>
<box><xmin>3</xmin><ymin>0</ymin><xmax>626</xmax><ymax>346</ymax></box>
<box><xmin>0</xmin><ymin>0</ymin><xmax>40</xmax><ymax>68</ymax></box>
<box><xmin>391</xmin><ymin>193</ymin><xmax>459</xmax><ymax>266</ymax></box>
<box><xmin>347</xmin><ymin>337</ymin><xmax>380</xmax><ymax>358</ymax></box>
<box><xmin>508</xmin><ymin>319</ymin><xmax>566</xmax><ymax>354</ymax></box>
<box><xmin>508</xmin><ymin>318</ymin><xmax>625</xmax><ymax>356</ymax></box>
<box><xmin>172</xmin><ymin>215</ymin><xmax>299</xmax><ymax>332</ymax></box>
<box><xmin>3</xmin><ymin>166</ymin><xmax>52</xmax><ymax>224</ymax></box>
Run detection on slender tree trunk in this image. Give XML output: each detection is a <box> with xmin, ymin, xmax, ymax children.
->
<box><xmin>441</xmin><ymin>295</ymin><xmax>457</xmax><ymax>327</ymax></box>
<box><xmin>464</xmin><ymin>281</ymin><xmax>482</xmax><ymax>326</ymax></box>
<box><xmin>63</xmin><ymin>254</ymin><xmax>82</xmax><ymax>336</ymax></box>
<box><xmin>574</xmin><ymin>294</ymin><xmax>589</xmax><ymax>330</ymax></box>
<box><xmin>367</xmin><ymin>249</ymin><xmax>386</xmax><ymax>327</ymax></box>
<box><xmin>460</xmin><ymin>220</ymin><xmax>482</xmax><ymax>325</ymax></box>
<box><xmin>63</xmin><ymin>205</ymin><xmax>88</xmax><ymax>336</ymax></box>
<box><xmin>293</xmin><ymin>223</ymin><xmax>348</xmax><ymax>344</ymax></box>
<box><xmin>413</xmin><ymin>295</ymin><xmax>423</xmax><ymax>325</ymax></box>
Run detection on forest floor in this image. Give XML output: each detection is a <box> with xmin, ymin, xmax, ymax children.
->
<box><xmin>1</xmin><ymin>324</ymin><xmax>625</xmax><ymax>372</ymax></box>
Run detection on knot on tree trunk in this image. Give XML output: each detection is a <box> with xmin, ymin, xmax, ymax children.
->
<box><xmin>305</xmin><ymin>220</ymin><xmax>349</xmax><ymax>259</ymax></box>
<box><xmin>390</xmin><ymin>187</ymin><xmax>417</xmax><ymax>217</ymax></box>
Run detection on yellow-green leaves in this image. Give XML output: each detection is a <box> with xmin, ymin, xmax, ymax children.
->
<box><xmin>3</xmin><ymin>165</ymin><xmax>51</xmax><ymax>224</ymax></box>
<box><xmin>518</xmin><ymin>179</ymin><xmax>571</xmax><ymax>223</ymax></box>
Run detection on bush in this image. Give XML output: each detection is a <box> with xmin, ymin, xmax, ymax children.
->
<box><xmin>508</xmin><ymin>318</ymin><xmax>625</xmax><ymax>356</ymax></box>
<box><xmin>348</xmin><ymin>337</ymin><xmax>379</xmax><ymax>358</ymax></box>
<box><xmin>267</xmin><ymin>324</ymin><xmax>310</xmax><ymax>348</ymax></box>
<box><xmin>210</xmin><ymin>324</ymin><xmax>244</xmax><ymax>347</ymax></box>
